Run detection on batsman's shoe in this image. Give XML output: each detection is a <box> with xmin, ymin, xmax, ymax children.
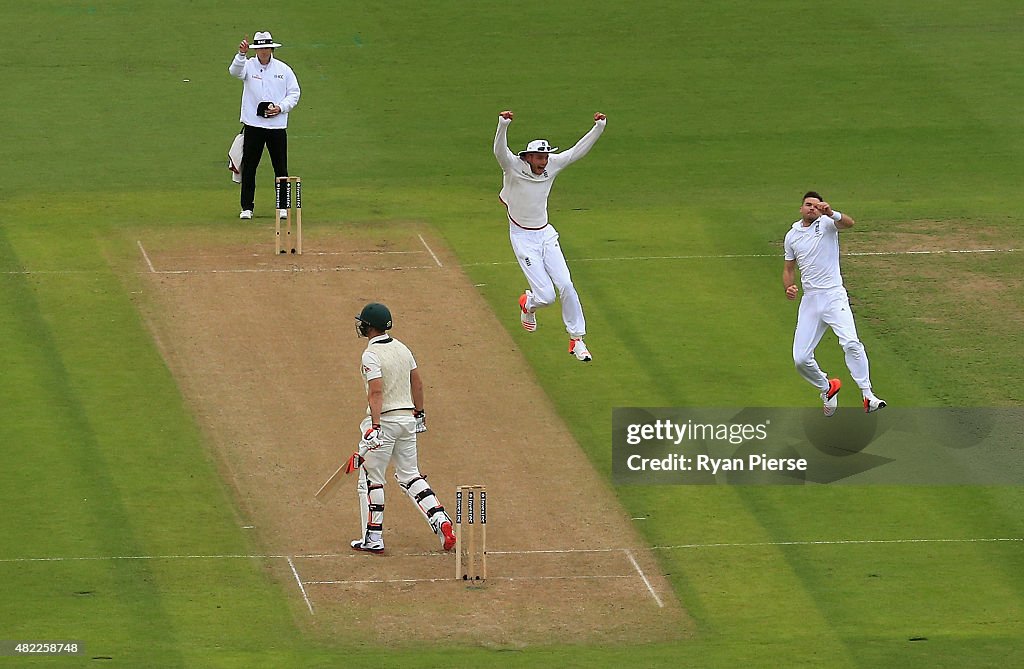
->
<box><xmin>440</xmin><ymin>520</ymin><xmax>457</xmax><ymax>552</ymax></box>
<box><xmin>519</xmin><ymin>291</ymin><xmax>536</xmax><ymax>332</ymax></box>
<box><xmin>350</xmin><ymin>536</ymin><xmax>385</xmax><ymax>554</ymax></box>
<box><xmin>569</xmin><ymin>337</ymin><xmax>592</xmax><ymax>362</ymax></box>
<box><xmin>864</xmin><ymin>397</ymin><xmax>887</xmax><ymax>413</ymax></box>
<box><xmin>820</xmin><ymin>378</ymin><xmax>841</xmax><ymax>417</ymax></box>
<box><xmin>239</xmin><ymin>210</ymin><xmax>253</xmax><ymax>220</ymax></box>
<box><xmin>277</xmin><ymin>208</ymin><xmax>289</xmax><ymax>219</ymax></box>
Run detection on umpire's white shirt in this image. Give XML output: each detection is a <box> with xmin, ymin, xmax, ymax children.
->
<box><xmin>493</xmin><ymin>117</ymin><xmax>605</xmax><ymax>230</ymax></box>
<box><xmin>361</xmin><ymin>335</ymin><xmax>417</xmax><ymax>415</ymax></box>
<box><xmin>784</xmin><ymin>216</ymin><xmax>844</xmax><ymax>292</ymax></box>
<box><xmin>228</xmin><ymin>53</ymin><xmax>301</xmax><ymax>129</ymax></box>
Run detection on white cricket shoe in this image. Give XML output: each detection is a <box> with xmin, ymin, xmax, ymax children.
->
<box><xmin>239</xmin><ymin>210</ymin><xmax>253</xmax><ymax>220</ymax></box>
<box><xmin>350</xmin><ymin>534</ymin><xmax>384</xmax><ymax>554</ymax></box>
<box><xmin>519</xmin><ymin>291</ymin><xmax>536</xmax><ymax>332</ymax></box>
<box><xmin>821</xmin><ymin>378</ymin><xmax>841</xmax><ymax>417</ymax></box>
<box><xmin>569</xmin><ymin>337</ymin><xmax>592</xmax><ymax>362</ymax></box>
<box><xmin>277</xmin><ymin>208</ymin><xmax>289</xmax><ymax>219</ymax></box>
<box><xmin>863</xmin><ymin>397</ymin><xmax>887</xmax><ymax>413</ymax></box>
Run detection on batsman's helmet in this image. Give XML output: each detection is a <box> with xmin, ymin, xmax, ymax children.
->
<box><xmin>356</xmin><ymin>302</ymin><xmax>392</xmax><ymax>337</ymax></box>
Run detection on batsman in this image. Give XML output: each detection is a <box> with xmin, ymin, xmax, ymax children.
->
<box><xmin>346</xmin><ymin>303</ymin><xmax>457</xmax><ymax>554</ymax></box>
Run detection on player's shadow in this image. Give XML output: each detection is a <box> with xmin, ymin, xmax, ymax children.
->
<box><xmin>802</xmin><ymin>407</ymin><xmax>883</xmax><ymax>456</ymax></box>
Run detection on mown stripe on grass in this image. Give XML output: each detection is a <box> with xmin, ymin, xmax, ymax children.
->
<box><xmin>732</xmin><ymin>486</ymin><xmax>1024</xmax><ymax>666</ymax></box>
<box><xmin>0</xmin><ymin>228</ymin><xmax>185</xmax><ymax>663</ymax></box>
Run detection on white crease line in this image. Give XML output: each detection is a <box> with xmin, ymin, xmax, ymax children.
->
<box><xmin>8</xmin><ymin>247</ymin><xmax>1016</xmax><ymax>276</ymax></box>
<box><xmin>487</xmin><ymin>547</ymin><xmax>626</xmax><ymax>555</ymax></box>
<box><xmin>294</xmin><ymin>547</ymin><xmax>625</xmax><ymax>560</ymax></box>
<box><xmin>418</xmin><ymin>233</ymin><xmax>444</xmax><ymax>267</ymax></box>
<box><xmin>0</xmin><ymin>553</ymin><xmax>284</xmax><ymax>563</ymax></box>
<box><xmin>309</xmin><ymin>576</ymin><xmax>452</xmax><ymax>585</ymax></box>
<box><xmin>1</xmin><ymin>538</ymin><xmax>1018</xmax><ymax>564</ymax></box>
<box><xmin>0</xmin><ymin>269</ymin><xmax>103</xmax><ymax>275</ymax></box>
<box><xmin>155</xmin><ymin>250</ymin><xmax>426</xmax><ymax>260</ymax></box>
<box><xmin>306</xmin><ymin>574</ymin><xmax>634</xmax><ymax>585</ymax></box>
<box><xmin>264</xmin><ymin>537</ymin><xmax>1024</xmax><ymax>560</ymax></box>
<box><xmin>462</xmin><ymin>247</ymin><xmax>1019</xmax><ymax>267</ymax></box>
<box><xmin>136</xmin><ymin>240</ymin><xmax>156</xmax><ymax>273</ymax></box>
<box><xmin>625</xmin><ymin>549</ymin><xmax>664</xmax><ymax>608</ymax></box>
<box><xmin>144</xmin><ymin>265</ymin><xmax>440</xmax><ymax>275</ymax></box>
<box><xmin>653</xmin><ymin>537</ymin><xmax>1024</xmax><ymax>550</ymax></box>
<box><xmin>847</xmin><ymin>248</ymin><xmax>1017</xmax><ymax>257</ymax></box>
<box><xmin>287</xmin><ymin>556</ymin><xmax>314</xmax><ymax>615</ymax></box>
<box><xmin>651</xmin><ymin>536</ymin><xmax>1024</xmax><ymax>549</ymax></box>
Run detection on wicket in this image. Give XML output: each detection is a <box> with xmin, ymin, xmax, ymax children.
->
<box><xmin>274</xmin><ymin>176</ymin><xmax>303</xmax><ymax>255</ymax></box>
<box><xmin>455</xmin><ymin>484</ymin><xmax>487</xmax><ymax>580</ymax></box>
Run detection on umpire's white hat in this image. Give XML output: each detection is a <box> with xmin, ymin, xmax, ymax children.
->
<box><xmin>518</xmin><ymin>139</ymin><xmax>558</xmax><ymax>156</ymax></box>
<box><xmin>251</xmin><ymin>31</ymin><xmax>283</xmax><ymax>48</ymax></box>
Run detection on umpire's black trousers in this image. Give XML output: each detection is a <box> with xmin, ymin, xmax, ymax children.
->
<box><xmin>240</xmin><ymin>124</ymin><xmax>288</xmax><ymax>212</ymax></box>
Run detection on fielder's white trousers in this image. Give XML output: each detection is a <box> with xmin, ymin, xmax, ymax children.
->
<box><xmin>510</xmin><ymin>224</ymin><xmax>586</xmax><ymax>337</ymax></box>
<box><xmin>792</xmin><ymin>287</ymin><xmax>873</xmax><ymax>392</ymax></box>
<box><xmin>356</xmin><ymin>415</ymin><xmax>421</xmax><ymax>533</ymax></box>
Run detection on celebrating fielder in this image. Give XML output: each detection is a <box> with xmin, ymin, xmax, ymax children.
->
<box><xmin>783</xmin><ymin>192</ymin><xmax>887</xmax><ymax>416</ymax></box>
<box><xmin>494</xmin><ymin>110</ymin><xmax>606</xmax><ymax>362</ymax></box>
<box><xmin>348</xmin><ymin>303</ymin><xmax>457</xmax><ymax>554</ymax></box>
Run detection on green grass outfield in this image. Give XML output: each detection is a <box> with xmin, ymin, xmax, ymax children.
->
<box><xmin>3</xmin><ymin>1</ymin><xmax>1022</xmax><ymax>666</ymax></box>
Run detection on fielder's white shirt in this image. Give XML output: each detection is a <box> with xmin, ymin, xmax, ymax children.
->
<box><xmin>494</xmin><ymin>117</ymin><xmax>605</xmax><ymax>230</ymax></box>
<box><xmin>783</xmin><ymin>216</ymin><xmax>844</xmax><ymax>292</ymax></box>
<box><xmin>229</xmin><ymin>53</ymin><xmax>300</xmax><ymax>129</ymax></box>
<box><xmin>361</xmin><ymin>335</ymin><xmax>417</xmax><ymax>414</ymax></box>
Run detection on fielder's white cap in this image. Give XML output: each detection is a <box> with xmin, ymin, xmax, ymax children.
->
<box><xmin>518</xmin><ymin>139</ymin><xmax>558</xmax><ymax>156</ymax></box>
<box><xmin>251</xmin><ymin>31</ymin><xmax>283</xmax><ymax>48</ymax></box>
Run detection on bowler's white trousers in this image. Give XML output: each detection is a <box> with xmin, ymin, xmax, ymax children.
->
<box><xmin>511</xmin><ymin>224</ymin><xmax>586</xmax><ymax>337</ymax></box>
<box><xmin>792</xmin><ymin>287</ymin><xmax>873</xmax><ymax>392</ymax></box>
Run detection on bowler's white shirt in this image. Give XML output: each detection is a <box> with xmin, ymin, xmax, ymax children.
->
<box><xmin>493</xmin><ymin>117</ymin><xmax>605</xmax><ymax>230</ymax></box>
<box><xmin>784</xmin><ymin>216</ymin><xmax>844</xmax><ymax>292</ymax></box>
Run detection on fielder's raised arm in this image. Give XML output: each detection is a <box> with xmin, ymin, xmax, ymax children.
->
<box><xmin>553</xmin><ymin>113</ymin><xmax>607</xmax><ymax>166</ymax></box>
<box><xmin>494</xmin><ymin>111</ymin><xmax>518</xmax><ymax>169</ymax></box>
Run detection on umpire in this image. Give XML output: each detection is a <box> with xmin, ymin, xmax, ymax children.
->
<box><xmin>228</xmin><ymin>31</ymin><xmax>301</xmax><ymax>220</ymax></box>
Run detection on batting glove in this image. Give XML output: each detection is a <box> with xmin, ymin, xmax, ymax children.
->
<box><xmin>360</xmin><ymin>424</ymin><xmax>383</xmax><ymax>450</ymax></box>
<box><xmin>343</xmin><ymin>451</ymin><xmax>365</xmax><ymax>474</ymax></box>
<box><xmin>414</xmin><ymin>410</ymin><xmax>427</xmax><ymax>433</ymax></box>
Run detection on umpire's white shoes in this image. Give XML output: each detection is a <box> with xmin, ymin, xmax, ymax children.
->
<box><xmin>239</xmin><ymin>210</ymin><xmax>253</xmax><ymax>220</ymax></box>
<box><xmin>519</xmin><ymin>291</ymin><xmax>536</xmax><ymax>332</ymax></box>
<box><xmin>863</xmin><ymin>396</ymin><xmax>887</xmax><ymax>413</ymax></box>
<box><xmin>821</xmin><ymin>378</ymin><xmax>841</xmax><ymax>417</ymax></box>
<box><xmin>351</xmin><ymin>534</ymin><xmax>384</xmax><ymax>554</ymax></box>
<box><xmin>569</xmin><ymin>337</ymin><xmax>592</xmax><ymax>362</ymax></box>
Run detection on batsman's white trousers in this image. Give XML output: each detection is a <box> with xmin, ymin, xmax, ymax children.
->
<box><xmin>356</xmin><ymin>414</ymin><xmax>421</xmax><ymax>532</ymax></box>
<box><xmin>792</xmin><ymin>287</ymin><xmax>873</xmax><ymax>391</ymax></box>
<box><xmin>510</xmin><ymin>224</ymin><xmax>586</xmax><ymax>337</ymax></box>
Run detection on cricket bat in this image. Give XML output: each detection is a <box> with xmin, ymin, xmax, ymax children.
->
<box><xmin>314</xmin><ymin>463</ymin><xmax>347</xmax><ymax>501</ymax></box>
